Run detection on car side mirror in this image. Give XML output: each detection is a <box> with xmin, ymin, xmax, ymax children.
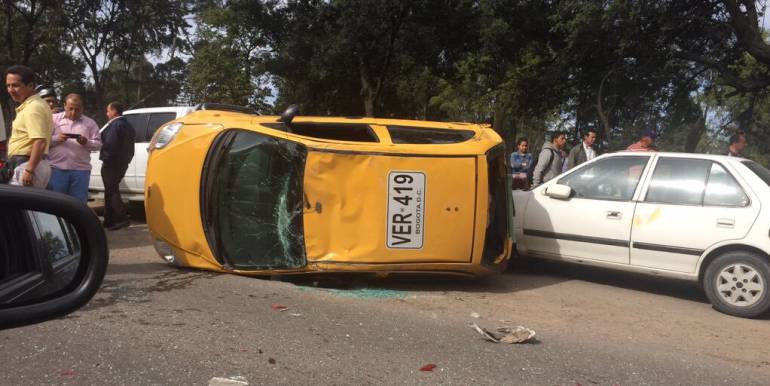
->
<box><xmin>544</xmin><ymin>183</ymin><xmax>572</xmax><ymax>200</ymax></box>
<box><xmin>0</xmin><ymin>185</ymin><xmax>108</xmax><ymax>329</ymax></box>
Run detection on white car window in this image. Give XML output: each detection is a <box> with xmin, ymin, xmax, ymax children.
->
<box><xmin>146</xmin><ymin>113</ymin><xmax>177</xmax><ymax>142</ymax></box>
<box><xmin>645</xmin><ymin>157</ymin><xmax>711</xmax><ymax>205</ymax></box>
<box><xmin>125</xmin><ymin>114</ymin><xmax>149</xmax><ymax>143</ymax></box>
<box><xmin>703</xmin><ymin>162</ymin><xmax>749</xmax><ymax>207</ymax></box>
<box><xmin>557</xmin><ymin>156</ymin><xmax>649</xmax><ymax>201</ymax></box>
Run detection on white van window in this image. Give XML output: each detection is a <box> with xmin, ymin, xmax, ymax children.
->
<box><xmin>146</xmin><ymin>113</ymin><xmax>177</xmax><ymax>142</ymax></box>
<box><xmin>125</xmin><ymin>114</ymin><xmax>149</xmax><ymax>144</ymax></box>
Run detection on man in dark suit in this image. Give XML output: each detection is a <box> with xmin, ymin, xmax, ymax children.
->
<box><xmin>567</xmin><ymin>128</ymin><xmax>598</xmax><ymax>170</ymax></box>
<box><xmin>100</xmin><ymin>102</ymin><xmax>135</xmax><ymax>230</ymax></box>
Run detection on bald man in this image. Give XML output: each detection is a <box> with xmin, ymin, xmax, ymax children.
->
<box><xmin>48</xmin><ymin>93</ymin><xmax>101</xmax><ymax>201</ymax></box>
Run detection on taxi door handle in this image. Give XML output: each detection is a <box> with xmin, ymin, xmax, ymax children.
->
<box><xmin>717</xmin><ymin>218</ymin><xmax>735</xmax><ymax>228</ymax></box>
<box><xmin>606</xmin><ymin>211</ymin><xmax>622</xmax><ymax>220</ymax></box>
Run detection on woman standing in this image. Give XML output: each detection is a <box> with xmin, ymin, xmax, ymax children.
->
<box><xmin>510</xmin><ymin>137</ymin><xmax>532</xmax><ymax>190</ymax></box>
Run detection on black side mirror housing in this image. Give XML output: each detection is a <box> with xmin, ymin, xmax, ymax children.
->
<box><xmin>0</xmin><ymin>185</ymin><xmax>108</xmax><ymax>329</ymax></box>
<box><xmin>279</xmin><ymin>104</ymin><xmax>301</xmax><ymax>125</ymax></box>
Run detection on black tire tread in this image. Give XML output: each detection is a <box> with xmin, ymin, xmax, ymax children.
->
<box><xmin>703</xmin><ymin>251</ymin><xmax>770</xmax><ymax>318</ymax></box>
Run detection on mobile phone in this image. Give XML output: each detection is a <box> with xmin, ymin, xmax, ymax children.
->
<box><xmin>64</xmin><ymin>133</ymin><xmax>81</xmax><ymax>139</ymax></box>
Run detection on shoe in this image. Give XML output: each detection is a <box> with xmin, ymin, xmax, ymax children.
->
<box><xmin>107</xmin><ymin>220</ymin><xmax>130</xmax><ymax>231</ymax></box>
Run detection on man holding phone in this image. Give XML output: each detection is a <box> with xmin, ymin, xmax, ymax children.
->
<box><xmin>48</xmin><ymin>93</ymin><xmax>101</xmax><ymax>201</ymax></box>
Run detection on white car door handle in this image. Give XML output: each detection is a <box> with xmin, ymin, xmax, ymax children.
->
<box><xmin>717</xmin><ymin>218</ymin><xmax>735</xmax><ymax>228</ymax></box>
<box><xmin>606</xmin><ymin>211</ymin><xmax>622</xmax><ymax>220</ymax></box>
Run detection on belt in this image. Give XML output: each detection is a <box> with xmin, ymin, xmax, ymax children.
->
<box><xmin>6</xmin><ymin>154</ymin><xmax>48</xmax><ymax>169</ymax></box>
<box><xmin>7</xmin><ymin>155</ymin><xmax>30</xmax><ymax>168</ymax></box>
<box><xmin>7</xmin><ymin>154</ymin><xmax>47</xmax><ymax>161</ymax></box>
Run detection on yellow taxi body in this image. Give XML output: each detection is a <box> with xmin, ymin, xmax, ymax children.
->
<box><xmin>145</xmin><ymin>109</ymin><xmax>513</xmax><ymax>278</ymax></box>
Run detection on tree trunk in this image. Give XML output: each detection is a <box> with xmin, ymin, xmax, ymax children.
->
<box><xmin>4</xmin><ymin>0</ymin><xmax>14</xmax><ymax>62</ymax></box>
<box><xmin>359</xmin><ymin>59</ymin><xmax>376</xmax><ymax>117</ymax></box>
<box><xmin>595</xmin><ymin>71</ymin><xmax>612</xmax><ymax>141</ymax></box>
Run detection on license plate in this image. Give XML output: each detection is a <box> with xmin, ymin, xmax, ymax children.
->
<box><xmin>387</xmin><ymin>171</ymin><xmax>426</xmax><ymax>249</ymax></box>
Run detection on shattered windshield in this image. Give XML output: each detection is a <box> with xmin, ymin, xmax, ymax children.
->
<box><xmin>204</xmin><ymin>130</ymin><xmax>307</xmax><ymax>269</ymax></box>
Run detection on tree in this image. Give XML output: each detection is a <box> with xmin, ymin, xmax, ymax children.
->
<box><xmin>183</xmin><ymin>0</ymin><xmax>275</xmax><ymax>111</ymax></box>
<box><xmin>0</xmin><ymin>1</ymin><xmax>83</xmax><ymax>132</ymax></box>
<box><xmin>63</xmin><ymin>0</ymin><xmax>190</xmax><ymax>117</ymax></box>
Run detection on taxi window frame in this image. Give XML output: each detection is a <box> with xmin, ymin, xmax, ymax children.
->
<box><xmin>261</xmin><ymin>122</ymin><xmax>379</xmax><ymax>143</ymax></box>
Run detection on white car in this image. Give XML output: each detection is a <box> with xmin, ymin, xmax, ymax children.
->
<box><xmin>89</xmin><ymin>104</ymin><xmax>258</xmax><ymax>202</ymax></box>
<box><xmin>89</xmin><ymin>106</ymin><xmax>195</xmax><ymax>201</ymax></box>
<box><xmin>513</xmin><ymin>152</ymin><xmax>770</xmax><ymax>318</ymax></box>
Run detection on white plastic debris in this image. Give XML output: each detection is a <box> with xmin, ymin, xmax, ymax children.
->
<box><xmin>470</xmin><ymin>312</ymin><xmax>481</xmax><ymax>318</ymax></box>
<box><xmin>469</xmin><ymin>322</ymin><xmax>536</xmax><ymax>344</ymax></box>
<box><xmin>209</xmin><ymin>376</ymin><xmax>249</xmax><ymax>386</ymax></box>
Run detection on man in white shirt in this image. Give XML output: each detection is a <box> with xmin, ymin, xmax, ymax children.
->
<box><xmin>567</xmin><ymin>128</ymin><xmax>598</xmax><ymax>170</ymax></box>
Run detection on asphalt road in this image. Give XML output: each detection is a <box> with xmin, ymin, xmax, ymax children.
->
<box><xmin>3</xmin><ymin>216</ymin><xmax>770</xmax><ymax>385</ymax></box>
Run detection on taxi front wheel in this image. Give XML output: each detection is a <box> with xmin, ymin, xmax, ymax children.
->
<box><xmin>703</xmin><ymin>251</ymin><xmax>770</xmax><ymax>318</ymax></box>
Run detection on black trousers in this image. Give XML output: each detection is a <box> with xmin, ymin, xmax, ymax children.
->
<box><xmin>101</xmin><ymin>162</ymin><xmax>129</xmax><ymax>226</ymax></box>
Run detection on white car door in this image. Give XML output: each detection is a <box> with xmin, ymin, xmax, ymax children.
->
<box><xmin>122</xmin><ymin>113</ymin><xmax>150</xmax><ymax>192</ymax></box>
<box><xmin>630</xmin><ymin>157</ymin><xmax>759</xmax><ymax>273</ymax></box>
<box><xmin>88</xmin><ymin>123</ymin><xmax>107</xmax><ymax>192</ymax></box>
<box><xmin>133</xmin><ymin>112</ymin><xmax>178</xmax><ymax>193</ymax></box>
<box><xmin>521</xmin><ymin>155</ymin><xmax>652</xmax><ymax>264</ymax></box>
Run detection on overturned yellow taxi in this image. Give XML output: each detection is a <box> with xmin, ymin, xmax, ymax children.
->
<box><xmin>145</xmin><ymin>105</ymin><xmax>513</xmax><ymax>278</ymax></box>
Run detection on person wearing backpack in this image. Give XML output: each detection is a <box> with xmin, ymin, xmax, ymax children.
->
<box><xmin>532</xmin><ymin>131</ymin><xmax>567</xmax><ymax>187</ymax></box>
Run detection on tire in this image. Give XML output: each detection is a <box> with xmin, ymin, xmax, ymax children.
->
<box><xmin>703</xmin><ymin>251</ymin><xmax>770</xmax><ymax>318</ymax></box>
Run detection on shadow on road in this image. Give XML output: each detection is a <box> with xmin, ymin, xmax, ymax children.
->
<box><xmin>508</xmin><ymin>257</ymin><xmax>708</xmax><ymax>303</ymax></box>
<box><xmin>282</xmin><ymin>257</ymin><xmax>708</xmax><ymax>305</ymax></box>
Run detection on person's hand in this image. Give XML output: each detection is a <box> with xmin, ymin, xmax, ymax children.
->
<box><xmin>57</xmin><ymin>132</ymin><xmax>69</xmax><ymax>142</ymax></box>
<box><xmin>22</xmin><ymin>169</ymin><xmax>33</xmax><ymax>186</ymax></box>
<box><xmin>76</xmin><ymin>135</ymin><xmax>87</xmax><ymax>145</ymax></box>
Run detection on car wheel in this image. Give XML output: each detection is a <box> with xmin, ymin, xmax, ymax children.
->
<box><xmin>703</xmin><ymin>251</ymin><xmax>770</xmax><ymax>318</ymax></box>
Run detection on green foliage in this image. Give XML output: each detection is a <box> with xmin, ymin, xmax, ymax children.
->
<box><xmin>1</xmin><ymin>0</ymin><xmax>769</xmax><ymax>165</ymax></box>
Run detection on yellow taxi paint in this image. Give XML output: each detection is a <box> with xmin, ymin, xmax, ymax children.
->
<box><xmin>145</xmin><ymin>111</ymin><xmax>512</xmax><ymax>277</ymax></box>
<box><xmin>145</xmin><ymin>123</ymin><xmax>223</xmax><ymax>270</ymax></box>
<box><xmin>303</xmin><ymin>151</ymin><xmax>477</xmax><ymax>264</ymax></box>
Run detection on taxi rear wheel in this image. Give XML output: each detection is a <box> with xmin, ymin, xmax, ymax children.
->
<box><xmin>703</xmin><ymin>251</ymin><xmax>770</xmax><ymax>318</ymax></box>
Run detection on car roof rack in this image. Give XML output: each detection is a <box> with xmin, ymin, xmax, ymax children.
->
<box><xmin>193</xmin><ymin>103</ymin><xmax>259</xmax><ymax>115</ymax></box>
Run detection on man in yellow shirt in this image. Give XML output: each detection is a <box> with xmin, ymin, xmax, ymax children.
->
<box><xmin>4</xmin><ymin>65</ymin><xmax>53</xmax><ymax>188</ymax></box>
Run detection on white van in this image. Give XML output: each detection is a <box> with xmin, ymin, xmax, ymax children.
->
<box><xmin>89</xmin><ymin>106</ymin><xmax>194</xmax><ymax>201</ymax></box>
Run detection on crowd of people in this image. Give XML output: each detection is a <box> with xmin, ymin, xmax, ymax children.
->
<box><xmin>2</xmin><ymin>65</ymin><xmax>135</xmax><ymax>231</ymax></box>
<box><xmin>510</xmin><ymin>125</ymin><xmax>748</xmax><ymax>190</ymax></box>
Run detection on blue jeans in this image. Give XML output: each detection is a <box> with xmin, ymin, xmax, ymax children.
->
<box><xmin>48</xmin><ymin>168</ymin><xmax>91</xmax><ymax>202</ymax></box>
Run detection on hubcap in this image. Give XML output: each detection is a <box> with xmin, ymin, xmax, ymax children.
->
<box><xmin>715</xmin><ymin>263</ymin><xmax>765</xmax><ymax>307</ymax></box>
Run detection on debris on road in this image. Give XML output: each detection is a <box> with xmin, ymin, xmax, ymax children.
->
<box><xmin>271</xmin><ymin>304</ymin><xmax>289</xmax><ymax>311</ymax></box>
<box><xmin>469</xmin><ymin>322</ymin><xmax>536</xmax><ymax>344</ymax></box>
<box><xmin>208</xmin><ymin>376</ymin><xmax>249</xmax><ymax>386</ymax></box>
<box><xmin>419</xmin><ymin>364</ymin><xmax>437</xmax><ymax>372</ymax></box>
<box><xmin>470</xmin><ymin>312</ymin><xmax>480</xmax><ymax>318</ymax></box>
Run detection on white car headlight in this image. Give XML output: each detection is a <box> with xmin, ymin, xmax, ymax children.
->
<box><xmin>152</xmin><ymin>122</ymin><xmax>184</xmax><ymax>149</ymax></box>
